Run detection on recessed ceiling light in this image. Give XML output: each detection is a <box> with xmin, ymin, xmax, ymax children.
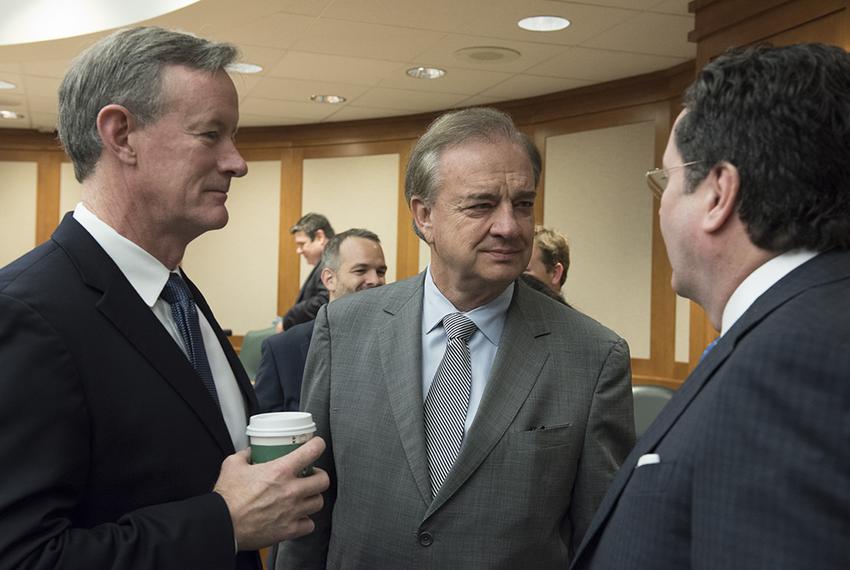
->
<box><xmin>518</xmin><ymin>16</ymin><xmax>571</xmax><ymax>32</ymax></box>
<box><xmin>310</xmin><ymin>94</ymin><xmax>346</xmax><ymax>104</ymax></box>
<box><xmin>406</xmin><ymin>66</ymin><xmax>446</xmax><ymax>80</ymax></box>
<box><xmin>0</xmin><ymin>110</ymin><xmax>23</xmax><ymax>119</ymax></box>
<box><xmin>226</xmin><ymin>62</ymin><xmax>263</xmax><ymax>74</ymax></box>
<box><xmin>0</xmin><ymin>80</ymin><xmax>15</xmax><ymax>90</ymax></box>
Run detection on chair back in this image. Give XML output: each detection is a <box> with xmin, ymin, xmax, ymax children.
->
<box><xmin>632</xmin><ymin>384</ymin><xmax>674</xmax><ymax>438</ymax></box>
<box><xmin>239</xmin><ymin>326</ymin><xmax>277</xmax><ymax>382</ymax></box>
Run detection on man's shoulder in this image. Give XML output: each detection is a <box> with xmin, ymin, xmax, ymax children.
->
<box><xmin>328</xmin><ymin>274</ymin><xmax>423</xmax><ymax>316</ymax></box>
<box><xmin>264</xmin><ymin>320</ymin><xmax>314</xmax><ymax>351</ymax></box>
<box><xmin>0</xmin><ymin>240</ymin><xmax>67</xmax><ymax>297</ymax></box>
<box><xmin>515</xmin><ymin>281</ymin><xmax>623</xmax><ymax>344</ymax></box>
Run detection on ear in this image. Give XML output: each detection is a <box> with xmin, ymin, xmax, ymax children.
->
<box><xmin>320</xmin><ymin>266</ymin><xmax>336</xmax><ymax>293</ymax></box>
<box><xmin>550</xmin><ymin>262</ymin><xmax>565</xmax><ymax>289</ymax></box>
<box><xmin>702</xmin><ymin>161</ymin><xmax>740</xmax><ymax>233</ymax></box>
<box><xmin>410</xmin><ymin>197</ymin><xmax>433</xmax><ymax>243</ymax></box>
<box><xmin>96</xmin><ymin>104</ymin><xmax>137</xmax><ymax>166</ymax></box>
<box><xmin>314</xmin><ymin>229</ymin><xmax>327</xmax><ymax>245</ymax></box>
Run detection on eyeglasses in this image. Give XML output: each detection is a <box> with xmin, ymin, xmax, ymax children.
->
<box><xmin>646</xmin><ymin>161</ymin><xmax>702</xmax><ymax>199</ymax></box>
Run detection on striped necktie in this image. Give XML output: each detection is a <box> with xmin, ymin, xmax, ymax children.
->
<box><xmin>160</xmin><ymin>273</ymin><xmax>220</xmax><ymax>405</ymax></box>
<box><xmin>424</xmin><ymin>312</ymin><xmax>478</xmax><ymax>495</ymax></box>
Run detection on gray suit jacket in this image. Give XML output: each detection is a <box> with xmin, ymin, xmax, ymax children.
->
<box><xmin>571</xmin><ymin>249</ymin><xmax>850</xmax><ymax>570</ymax></box>
<box><xmin>278</xmin><ymin>274</ymin><xmax>634</xmax><ymax>569</ymax></box>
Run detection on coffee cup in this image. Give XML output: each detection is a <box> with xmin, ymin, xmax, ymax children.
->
<box><xmin>246</xmin><ymin>412</ymin><xmax>316</xmax><ymax>468</ymax></box>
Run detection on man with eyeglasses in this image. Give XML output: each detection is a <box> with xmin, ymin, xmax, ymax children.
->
<box><xmin>572</xmin><ymin>43</ymin><xmax>850</xmax><ymax>570</ymax></box>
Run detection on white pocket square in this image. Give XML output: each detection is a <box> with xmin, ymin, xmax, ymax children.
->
<box><xmin>636</xmin><ymin>453</ymin><xmax>661</xmax><ymax>468</ymax></box>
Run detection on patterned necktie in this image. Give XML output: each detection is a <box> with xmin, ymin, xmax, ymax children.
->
<box><xmin>424</xmin><ymin>312</ymin><xmax>478</xmax><ymax>495</ymax></box>
<box><xmin>700</xmin><ymin>337</ymin><xmax>719</xmax><ymax>362</ymax></box>
<box><xmin>160</xmin><ymin>273</ymin><xmax>220</xmax><ymax>405</ymax></box>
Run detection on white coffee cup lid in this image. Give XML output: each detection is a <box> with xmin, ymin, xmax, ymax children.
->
<box><xmin>246</xmin><ymin>411</ymin><xmax>316</xmax><ymax>437</ymax></box>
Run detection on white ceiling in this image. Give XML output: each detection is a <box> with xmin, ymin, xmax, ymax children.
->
<box><xmin>0</xmin><ymin>0</ymin><xmax>694</xmax><ymax>132</ymax></box>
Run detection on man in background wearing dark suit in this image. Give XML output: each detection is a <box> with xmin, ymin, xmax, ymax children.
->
<box><xmin>280</xmin><ymin>212</ymin><xmax>335</xmax><ymax>330</ymax></box>
<box><xmin>255</xmin><ymin>228</ymin><xmax>387</xmax><ymax>412</ymax></box>
<box><xmin>0</xmin><ymin>27</ymin><xmax>327</xmax><ymax>569</ymax></box>
<box><xmin>572</xmin><ymin>43</ymin><xmax>850</xmax><ymax>570</ymax></box>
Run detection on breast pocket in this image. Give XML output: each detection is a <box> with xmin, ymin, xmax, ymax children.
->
<box><xmin>506</xmin><ymin>422</ymin><xmax>573</xmax><ymax>451</ymax></box>
<box><xmin>628</xmin><ymin>461</ymin><xmax>677</xmax><ymax>495</ymax></box>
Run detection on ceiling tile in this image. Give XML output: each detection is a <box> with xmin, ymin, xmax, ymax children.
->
<box><xmin>291</xmin><ymin>19</ymin><xmax>446</xmax><ymax>61</ymax></box>
<box><xmin>215</xmin><ymin>12</ymin><xmax>316</xmax><ymax>50</ymax></box>
<box><xmin>232</xmin><ymin>44</ymin><xmax>287</xmax><ymax>73</ymax></box>
<box><xmin>378</xmin><ymin>66</ymin><xmax>512</xmax><ymax>95</ymax></box>
<box><xmin>453</xmin><ymin>94</ymin><xmax>513</xmax><ymax>107</ymax></box>
<box><xmin>526</xmin><ymin>46</ymin><xmax>686</xmax><ymax>82</ymax></box>
<box><xmin>649</xmin><ymin>0</ymin><xmax>692</xmax><ymax>15</ymax></box>
<box><xmin>237</xmin><ymin>112</ymin><xmax>311</xmax><ymax>127</ymax></box>
<box><xmin>230</xmin><ymin>74</ymin><xmax>264</xmax><ymax>101</ymax></box>
<box><xmin>268</xmin><ymin>52</ymin><xmax>405</xmax><ymax>86</ymax></box>
<box><xmin>582</xmin><ymin>12</ymin><xmax>696</xmax><ymax>57</ymax></box>
<box><xmin>547</xmin><ymin>0</ymin><xmax>663</xmax><ymax>9</ymax></box>
<box><xmin>249</xmin><ymin>76</ymin><xmax>369</xmax><ymax>102</ymax></box>
<box><xmin>352</xmin><ymin>87</ymin><xmax>467</xmax><ymax>112</ymax></box>
<box><xmin>27</xmin><ymin>95</ymin><xmax>60</xmax><ymax>114</ymax></box>
<box><xmin>455</xmin><ymin>0</ymin><xmax>637</xmax><ymax>46</ymax></box>
<box><xmin>240</xmin><ymin>96</ymin><xmax>339</xmax><ymax>120</ymax></box>
<box><xmin>30</xmin><ymin>112</ymin><xmax>58</xmax><ymax>132</ymax></box>
<box><xmin>0</xmin><ymin>93</ymin><xmax>27</xmax><ymax>108</ymax></box>
<box><xmin>21</xmin><ymin>60</ymin><xmax>70</xmax><ymax>79</ymax></box>
<box><xmin>479</xmin><ymin>74</ymin><xmax>592</xmax><ymax>100</ymax></box>
<box><xmin>23</xmin><ymin>75</ymin><xmax>62</xmax><ymax>97</ymax></box>
<box><xmin>320</xmin><ymin>0</ymin><xmax>477</xmax><ymax>34</ymax></box>
<box><xmin>414</xmin><ymin>34</ymin><xmax>568</xmax><ymax>74</ymax></box>
<box><xmin>323</xmin><ymin>105</ymin><xmax>414</xmax><ymax>122</ymax></box>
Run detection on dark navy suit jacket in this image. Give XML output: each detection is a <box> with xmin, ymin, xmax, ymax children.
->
<box><xmin>0</xmin><ymin>214</ymin><xmax>260</xmax><ymax>569</ymax></box>
<box><xmin>281</xmin><ymin>264</ymin><xmax>327</xmax><ymax>330</ymax></box>
<box><xmin>572</xmin><ymin>250</ymin><xmax>850</xmax><ymax>570</ymax></box>
<box><xmin>254</xmin><ymin>320</ymin><xmax>315</xmax><ymax>412</ymax></box>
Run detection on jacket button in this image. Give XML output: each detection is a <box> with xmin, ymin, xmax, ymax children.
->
<box><xmin>418</xmin><ymin>531</ymin><xmax>433</xmax><ymax>547</ymax></box>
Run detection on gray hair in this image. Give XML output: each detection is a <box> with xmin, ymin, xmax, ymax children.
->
<box><xmin>404</xmin><ymin>107</ymin><xmax>541</xmax><ymax>239</ymax></box>
<box><xmin>321</xmin><ymin>228</ymin><xmax>381</xmax><ymax>272</ymax></box>
<box><xmin>58</xmin><ymin>26</ymin><xmax>239</xmax><ymax>182</ymax></box>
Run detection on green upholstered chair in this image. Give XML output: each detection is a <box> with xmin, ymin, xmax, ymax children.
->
<box><xmin>239</xmin><ymin>325</ymin><xmax>277</xmax><ymax>382</ymax></box>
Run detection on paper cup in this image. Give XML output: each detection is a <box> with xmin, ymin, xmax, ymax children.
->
<box><xmin>247</xmin><ymin>412</ymin><xmax>316</xmax><ymax>466</ymax></box>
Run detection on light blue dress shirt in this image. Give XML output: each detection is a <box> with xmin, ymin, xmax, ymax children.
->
<box><xmin>421</xmin><ymin>267</ymin><xmax>513</xmax><ymax>433</ymax></box>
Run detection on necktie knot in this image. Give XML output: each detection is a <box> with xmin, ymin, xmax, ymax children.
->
<box><xmin>442</xmin><ymin>313</ymin><xmax>477</xmax><ymax>342</ymax></box>
<box><xmin>160</xmin><ymin>273</ymin><xmax>193</xmax><ymax>305</ymax></box>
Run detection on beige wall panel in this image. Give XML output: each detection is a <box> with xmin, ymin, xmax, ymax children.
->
<box><xmin>183</xmin><ymin>161</ymin><xmax>281</xmax><ymax>335</ymax></box>
<box><xmin>0</xmin><ymin>162</ymin><xmax>38</xmax><ymax>266</ymax></box>
<box><xmin>302</xmin><ymin>154</ymin><xmax>399</xmax><ymax>282</ymax></box>
<box><xmin>675</xmin><ymin>294</ymin><xmax>691</xmax><ymax>363</ymax></box>
<box><xmin>543</xmin><ymin>122</ymin><xmax>655</xmax><ymax>358</ymax></box>
<box><xmin>60</xmin><ymin>162</ymin><xmax>83</xmax><ymax>217</ymax></box>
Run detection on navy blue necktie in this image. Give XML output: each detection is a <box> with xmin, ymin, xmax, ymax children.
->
<box><xmin>160</xmin><ymin>273</ymin><xmax>219</xmax><ymax>405</ymax></box>
<box><xmin>700</xmin><ymin>337</ymin><xmax>719</xmax><ymax>362</ymax></box>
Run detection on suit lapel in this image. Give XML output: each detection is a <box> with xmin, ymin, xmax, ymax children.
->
<box><xmin>573</xmin><ymin>249</ymin><xmax>850</xmax><ymax>565</ymax></box>
<box><xmin>378</xmin><ymin>275</ymin><xmax>433</xmax><ymax>505</ymax></box>
<box><xmin>52</xmin><ymin>215</ymin><xmax>236</xmax><ymax>456</ymax></box>
<box><xmin>426</xmin><ymin>283</ymin><xmax>550</xmax><ymax>517</ymax></box>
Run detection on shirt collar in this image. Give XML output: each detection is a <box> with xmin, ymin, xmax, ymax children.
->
<box><xmin>721</xmin><ymin>248</ymin><xmax>819</xmax><ymax>336</ymax></box>
<box><xmin>73</xmin><ymin>202</ymin><xmax>175</xmax><ymax>307</ymax></box>
<box><xmin>423</xmin><ymin>266</ymin><xmax>514</xmax><ymax>346</ymax></box>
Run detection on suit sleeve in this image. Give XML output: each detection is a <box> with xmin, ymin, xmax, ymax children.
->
<box><xmin>281</xmin><ymin>283</ymin><xmax>328</xmax><ymax>331</ymax></box>
<box><xmin>254</xmin><ymin>337</ymin><xmax>286</xmax><ymax>413</ymax></box>
<box><xmin>567</xmin><ymin>337</ymin><xmax>635</xmax><ymax>555</ymax></box>
<box><xmin>0</xmin><ymin>295</ymin><xmax>238</xmax><ymax>570</ymax></box>
<box><xmin>275</xmin><ymin>304</ymin><xmax>335</xmax><ymax>569</ymax></box>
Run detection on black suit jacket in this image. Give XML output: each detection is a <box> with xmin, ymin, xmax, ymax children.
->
<box><xmin>572</xmin><ymin>250</ymin><xmax>850</xmax><ymax>570</ymax></box>
<box><xmin>254</xmin><ymin>320</ymin><xmax>315</xmax><ymax>412</ymax></box>
<box><xmin>281</xmin><ymin>264</ymin><xmax>327</xmax><ymax>330</ymax></box>
<box><xmin>0</xmin><ymin>215</ymin><xmax>261</xmax><ymax>570</ymax></box>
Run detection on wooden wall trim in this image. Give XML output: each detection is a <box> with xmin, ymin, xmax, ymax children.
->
<box><xmin>278</xmin><ymin>148</ymin><xmax>303</xmax><ymax>315</ymax></box>
<box><xmin>395</xmin><ymin>140</ymin><xmax>419</xmax><ymax>281</ymax></box>
<box><xmin>36</xmin><ymin>153</ymin><xmax>63</xmax><ymax>245</ymax></box>
<box><xmin>0</xmin><ymin>129</ymin><xmax>61</xmax><ymax>152</ymax></box>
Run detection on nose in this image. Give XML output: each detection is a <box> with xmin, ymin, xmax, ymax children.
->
<box><xmin>220</xmin><ymin>139</ymin><xmax>248</xmax><ymax>178</ymax></box>
<box><xmin>363</xmin><ymin>270</ymin><xmax>385</xmax><ymax>288</ymax></box>
<box><xmin>489</xmin><ymin>202</ymin><xmax>522</xmax><ymax>239</ymax></box>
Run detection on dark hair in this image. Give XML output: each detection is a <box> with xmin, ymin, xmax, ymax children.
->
<box><xmin>520</xmin><ymin>274</ymin><xmax>568</xmax><ymax>306</ymax></box>
<box><xmin>290</xmin><ymin>212</ymin><xmax>335</xmax><ymax>240</ymax></box>
<box><xmin>58</xmin><ymin>27</ymin><xmax>238</xmax><ymax>182</ymax></box>
<box><xmin>320</xmin><ymin>228</ymin><xmax>380</xmax><ymax>271</ymax></box>
<box><xmin>534</xmin><ymin>226</ymin><xmax>570</xmax><ymax>286</ymax></box>
<box><xmin>676</xmin><ymin>43</ymin><xmax>850</xmax><ymax>251</ymax></box>
<box><xmin>405</xmin><ymin>107</ymin><xmax>542</xmax><ymax>240</ymax></box>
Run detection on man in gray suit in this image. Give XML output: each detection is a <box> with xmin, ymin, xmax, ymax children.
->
<box><xmin>278</xmin><ymin>107</ymin><xmax>635</xmax><ymax>568</ymax></box>
<box><xmin>572</xmin><ymin>44</ymin><xmax>850</xmax><ymax>570</ymax></box>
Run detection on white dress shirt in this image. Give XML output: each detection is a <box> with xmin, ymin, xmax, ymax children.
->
<box><xmin>720</xmin><ymin>249</ymin><xmax>819</xmax><ymax>336</ymax></box>
<box><xmin>421</xmin><ymin>267</ymin><xmax>513</xmax><ymax>433</ymax></box>
<box><xmin>73</xmin><ymin>203</ymin><xmax>248</xmax><ymax>451</ymax></box>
